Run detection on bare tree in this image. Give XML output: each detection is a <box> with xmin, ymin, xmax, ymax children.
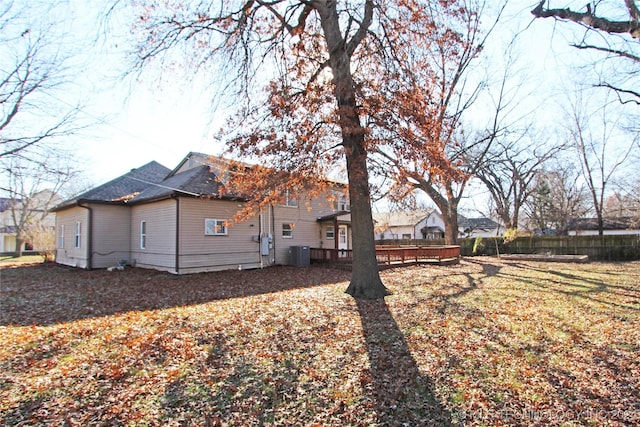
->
<box><xmin>0</xmin><ymin>153</ymin><xmax>78</xmax><ymax>257</ymax></box>
<box><xmin>531</xmin><ymin>0</ymin><xmax>640</xmax><ymax>104</ymax></box>
<box><xmin>474</xmin><ymin>128</ymin><xmax>566</xmax><ymax>231</ymax></box>
<box><xmin>567</xmin><ymin>96</ymin><xmax>637</xmax><ymax>235</ymax></box>
<box><xmin>524</xmin><ymin>165</ymin><xmax>590</xmax><ymax>235</ymax></box>
<box><xmin>0</xmin><ymin>1</ymin><xmax>81</xmax><ymax>161</ymax></box>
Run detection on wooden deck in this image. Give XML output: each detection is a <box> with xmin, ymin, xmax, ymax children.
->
<box><xmin>310</xmin><ymin>245</ymin><xmax>460</xmax><ymax>269</ymax></box>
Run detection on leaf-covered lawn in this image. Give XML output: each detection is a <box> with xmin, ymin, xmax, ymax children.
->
<box><xmin>1</xmin><ymin>259</ymin><xmax>638</xmax><ymax>426</ymax></box>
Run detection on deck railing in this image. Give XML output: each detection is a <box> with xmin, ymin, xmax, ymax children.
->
<box><xmin>310</xmin><ymin>245</ymin><xmax>460</xmax><ymax>266</ymax></box>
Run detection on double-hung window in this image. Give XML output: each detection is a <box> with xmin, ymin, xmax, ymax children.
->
<box><xmin>282</xmin><ymin>223</ymin><xmax>294</xmax><ymax>238</ymax></box>
<box><xmin>75</xmin><ymin>222</ymin><xmax>81</xmax><ymax>248</ymax></box>
<box><xmin>59</xmin><ymin>225</ymin><xmax>65</xmax><ymax>248</ymax></box>
<box><xmin>205</xmin><ymin>219</ymin><xmax>228</xmax><ymax>236</ymax></box>
<box><xmin>325</xmin><ymin>225</ymin><xmax>335</xmax><ymax>240</ymax></box>
<box><xmin>140</xmin><ymin>221</ymin><xmax>147</xmax><ymax>249</ymax></box>
<box><xmin>282</xmin><ymin>189</ymin><xmax>298</xmax><ymax>207</ymax></box>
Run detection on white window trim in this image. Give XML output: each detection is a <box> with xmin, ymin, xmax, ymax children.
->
<box><xmin>281</xmin><ymin>189</ymin><xmax>298</xmax><ymax>207</ymax></box>
<box><xmin>332</xmin><ymin>190</ymin><xmax>350</xmax><ymax>211</ymax></box>
<box><xmin>282</xmin><ymin>223</ymin><xmax>294</xmax><ymax>239</ymax></box>
<box><xmin>75</xmin><ymin>222</ymin><xmax>81</xmax><ymax>248</ymax></box>
<box><xmin>140</xmin><ymin>221</ymin><xmax>147</xmax><ymax>249</ymax></box>
<box><xmin>325</xmin><ymin>225</ymin><xmax>335</xmax><ymax>239</ymax></box>
<box><xmin>205</xmin><ymin>218</ymin><xmax>228</xmax><ymax>236</ymax></box>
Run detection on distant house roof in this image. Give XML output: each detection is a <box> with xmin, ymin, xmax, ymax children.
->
<box><xmin>53</xmin><ymin>161</ymin><xmax>171</xmax><ymax>211</ymax></box>
<box><xmin>458</xmin><ymin>217</ymin><xmax>500</xmax><ymax>230</ymax></box>
<box><xmin>0</xmin><ymin>198</ymin><xmax>19</xmax><ymax>213</ymax></box>
<box><xmin>568</xmin><ymin>217</ymin><xmax>637</xmax><ymax>231</ymax></box>
<box><xmin>372</xmin><ymin>210</ymin><xmax>436</xmax><ymax>227</ymax></box>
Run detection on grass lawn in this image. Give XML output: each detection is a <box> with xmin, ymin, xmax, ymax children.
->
<box><xmin>0</xmin><ymin>255</ymin><xmax>45</xmax><ymax>266</ymax></box>
<box><xmin>1</xmin><ymin>259</ymin><xmax>638</xmax><ymax>426</ymax></box>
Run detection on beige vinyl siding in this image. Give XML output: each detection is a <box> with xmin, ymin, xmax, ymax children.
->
<box><xmin>55</xmin><ymin>206</ymin><xmax>89</xmax><ymax>268</ymax></box>
<box><xmin>272</xmin><ymin>194</ymin><xmax>333</xmax><ymax>265</ymax></box>
<box><xmin>89</xmin><ymin>205</ymin><xmax>132</xmax><ymax>268</ymax></box>
<box><xmin>177</xmin><ymin>198</ymin><xmax>262</xmax><ymax>273</ymax></box>
<box><xmin>130</xmin><ymin>200</ymin><xmax>177</xmax><ymax>272</ymax></box>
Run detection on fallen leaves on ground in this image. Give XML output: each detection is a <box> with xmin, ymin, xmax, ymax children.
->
<box><xmin>0</xmin><ymin>259</ymin><xmax>638</xmax><ymax>426</ymax></box>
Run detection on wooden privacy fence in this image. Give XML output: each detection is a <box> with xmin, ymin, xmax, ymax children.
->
<box><xmin>379</xmin><ymin>235</ymin><xmax>640</xmax><ymax>261</ymax></box>
<box><xmin>458</xmin><ymin>234</ymin><xmax>640</xmax><ymax>261</ymax></box>
<box><xmin>310</xmin><ymin>245</ymin><xmax>460</xmax><ymax>267</ymax></box>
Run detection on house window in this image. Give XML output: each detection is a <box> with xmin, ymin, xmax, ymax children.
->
<box><xmin>282</xmin><ymin>223</ymin><xmax>294</xmax><ymax>238</ymax></box>
<box><xmin>325</xmin><ymin>225</ymin><xmax>335</xmax><ymax>239</ymax></box>
<box><xmin>331</xmin><ymin>191</ymin><xmax>350</xmax><ymax>211</ymax></box>
<box><xmin>75</xmin><ymin>222</ymin><xmax>81</xmax><ymax>248</ymax></box>
<box><xmin>59</xmin><ymin>225</ymin><xmax>65</xmax><ymax>248</ymax></box>
<box><xmin>402</xmin><ymin>233</ymin><xmax>412</xmax><ymax>239</ymax></box>
<box><xmin>140</xmin><ymin>221</ymin><xmax>147</xmax><ymax>249</ymax></box>
<box><xmin>205</xmin><ymin>218</ymin><xmax>228</xmax><ymax>236</ymax></box>
<box><xmin>282</xmin><ymin>189</ymin><xmax>298</xmax><ymax>207</ymax></box>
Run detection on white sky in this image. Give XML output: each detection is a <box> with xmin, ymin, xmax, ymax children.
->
<box><xmin>5</xmin><ymin>1</ymin><xmax>638</xmax><ymax>212</ymax></box>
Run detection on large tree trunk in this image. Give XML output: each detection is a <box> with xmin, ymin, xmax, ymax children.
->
<box><xmin>318</xmin><ymin>2</ymin><xmax>388</xmax><ymax>299</ymax></box>
<box><xmin>343</xmin><ymin>133</ymin><xmax>389</xmax><ymax>299</ymax></box>
<box><xmin>415</xmin><ymin>181</ymin><xmax>459</xmax><ymax>245</ymax></box>
<box><xmin>442</xmin><ymin>209</ymin><xmax>459</xmax><ymax>245</ymax></box>
<box><xmin>13</xmin><ymin>236</ymin><xmax>24</xmax><ymax>258</ymax></box>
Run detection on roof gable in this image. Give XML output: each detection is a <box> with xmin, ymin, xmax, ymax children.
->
<box><xmin>130</xmin><ymin>164</ymin><xmax>226</xmax><ymax>203</ymax></box>
<box><xmin>54</xmin><ymin>161</ymin><xmax>171</xmax><ymax>209</ymax></box>
<box><xmin>458</xmin><ymin>217</ymin><xmax>500</xmax><ymax>230</ymax></box>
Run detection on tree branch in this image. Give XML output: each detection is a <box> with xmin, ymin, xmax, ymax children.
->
<box><xmin>571</xmin><ymin>42</ymin><xmax>640</xmax><ymax>62</ymax></box>
<box><xmin>595</xmin><ymin>82</ymin><xmax>640</xmax><ymax>105</ymax></box>
<box><xmin>532</xmin><ymin>0</ymin><xmax>640</xmax><ymax>38</ymax></box>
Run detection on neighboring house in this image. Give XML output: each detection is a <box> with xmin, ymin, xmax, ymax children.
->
<box><xmin>373</xmin><ymin>210</ymin><xmax>445</xmax><ymax>240</ymax></box>
<box><xmin>0</xmin><ymin>191</ymin><xmax>61</xmax><ymax>253</ymax></box>
<box><xmin>458</xmin><ymin>216</ymin><xmax>503</xmax><ymax>238</ymax></box>
<box><xmin>0</xmin><ymin>197</ymin><xmax>20</xmax><ymax>252</ymax></box>
<box><xmin>53</xmin><ymin>152</ymin><xmax>351</xmax><ymax>273</ymax></box>
<box><xmin>567</xmin><ymin>217</ymin><xmax>640</xmax><ymax>236</ymax></box>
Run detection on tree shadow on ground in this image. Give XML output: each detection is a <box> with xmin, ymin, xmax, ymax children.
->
<box><xmin>356</xmin><ymin>298</ymin><xmax>453</xmax><ymax>426</ymax></box>
<box><xmin>0</xmin><ymin>263</ymin><xmax>352</xmax><ymax>326</ymax></box>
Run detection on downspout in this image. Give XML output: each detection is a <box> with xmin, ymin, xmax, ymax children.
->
<box><xmin>174</xmin><ymin>196</ymin><xmax>180</xmax><ymax>274</ymax></box>
<box><xmin>78</xmin><ymin>202</ymin><xmax>93</xmax><ymax>270</ymax></box>
<box><xmin>259</xmin><ymin>207</ymin><xmax>264</xmax><ymax>269</ymax></box>
<box><xmin>271</xmin><ymin>204</ymin><xmax>276</xmax><ymax>264</ymax></box>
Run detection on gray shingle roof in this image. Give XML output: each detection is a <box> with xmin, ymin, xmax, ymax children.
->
<box><xmin>54</xmin><ymin>161</ymin><xmax>171</xmax><ymax>210</ymax></box>
<box><xmin>458</xmin><ymin>217</ymin><xmax>500</xmax><ymax>230</ymax></box>
<box><xmin>130</xmin><ymin>165</ymin><xmax>225</xmax><ymax>203</ymax></box>
<box><xmin>568</xmin><ymin>217</ymin><xmax>636</xmax><ymax>231</ymax></box>
<box><xmin>0</xmin><ymin>198</ymin><xmax>19</xmax><ymax>213</ymax></box>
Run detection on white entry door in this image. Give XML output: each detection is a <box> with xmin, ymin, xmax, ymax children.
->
<box><xmin>338</xmin><ymin>225</ymin><xmax>349</xmax><ymax>250</ymax></box>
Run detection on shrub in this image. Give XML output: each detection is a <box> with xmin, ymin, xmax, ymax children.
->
<box><xmin>472</xmin><ymin>237</ymin><xmax>485</xmax><ymax>256</ymax></box>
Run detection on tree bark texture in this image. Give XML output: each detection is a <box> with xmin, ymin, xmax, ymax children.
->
<box><xmin>316</xmin><ymin>1</ymin><xmax>388</xmax><ymax>299</ymax></box>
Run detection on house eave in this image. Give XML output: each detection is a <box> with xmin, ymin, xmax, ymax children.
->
<box><xmin>128</xmin><ymin>191</ymin><xmax>249</xmax><ymax>206</ymax></box>
<box><xmin>51</xmin><ymin>199</ymin><xmax>127</xmax><ymax>212</ymax></box>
